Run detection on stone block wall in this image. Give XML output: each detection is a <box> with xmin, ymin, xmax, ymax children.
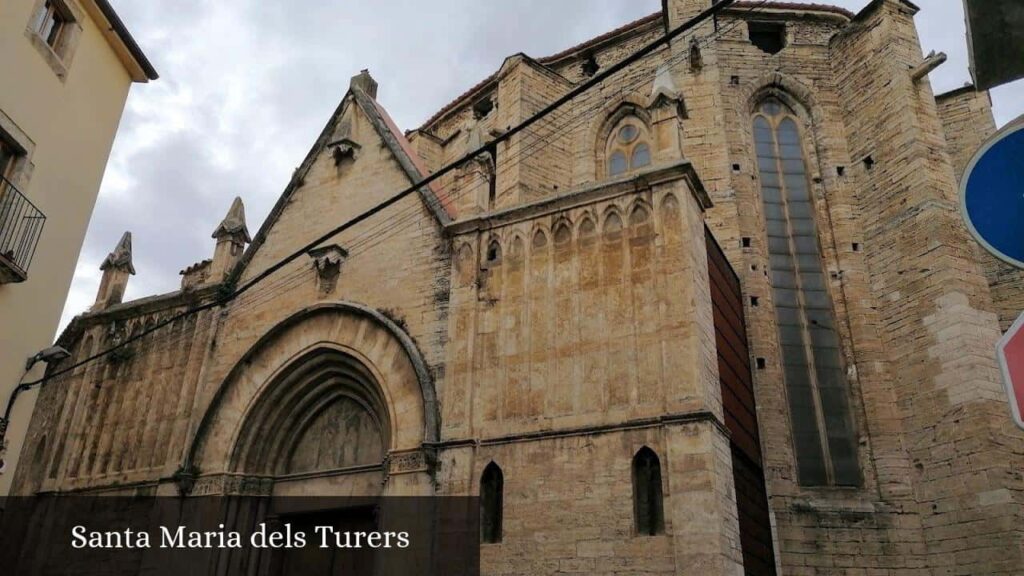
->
<box><xmin>12</xmin><ymin>298</ymin><xmax>220</xmax><ymax>495</ymax></box>
<box><xmin>14</xmin><ymin>92</ymin><xmax>454</xmax><ymax>496</ymax></box>
<box><xmin>936</xmin><ymin>87</ymin><xmax>1024</xmax><ymax>331</ymax></box>
<box><xmin>444</xmin><ymin>170</ymin><xmax>718</xmax><ymax>440</ymax></box>
<box><xmin>936</xmin><ymin>87</ymin><xmax>996</xmax><ymax>177</ymax></box>
<box><xmin>832</xmin><ymin>1</ymin><xmax>1024</xmax><ymax>573</ymax></box>
<box><xmin>13</xmin><ymin>2</ymin><xmax>1024</xmax><ymax>574</ymax></box>
<box><xmin>439</xmin><ymin>420</ymin><xmax>742</xmax><ymax>575</ymax></box>
<box><xmin>709</xmin><ymin>5</ymin><xmax>926</xmax><ymax>572</ymax></box>
<box><xmin>440</xmin><ymin>165</ymin><xmax>742</xmax><ymax>575</ymax></box>
<box><xmin>470</xmin><ymin>430</ymin><xmax>679</xmax><ymax>575</ymax></box>
<box><xmin>493</xmin><ymin>57</ymin><xmax>573</xmax><ymax>208</ymax></box>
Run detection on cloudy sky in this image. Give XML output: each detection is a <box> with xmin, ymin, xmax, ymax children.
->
<box><xmin>58</xmin><ymin>0</ymin><xmax>1024</xmax><ymax>333</ymax></box>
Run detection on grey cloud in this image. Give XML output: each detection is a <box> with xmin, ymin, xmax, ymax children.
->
<box><xmin>60</xmin><ymin>0</ymin><xmax>1024</xmax><ymax>330</ymax></box>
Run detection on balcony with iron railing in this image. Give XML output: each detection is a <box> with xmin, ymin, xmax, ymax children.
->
<box><xmin>0</xmin><ymin>175</ymin><xmax>46</xmax><ymax>284</ymax></box>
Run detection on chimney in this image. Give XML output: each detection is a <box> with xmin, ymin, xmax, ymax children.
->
<box><xmin>350</xmin><ymin>69</ymin><xmax>378</xmax><ymax>99</ymax></box>
<box><xmin>209</xmin><ymin>197</ymin><xmax>251</xmax><ymax>282</ymax></box>
<box><xmin>95</xmin><ymin>231</ymin><xmax>135</xmax><ymax>309</ymax></box>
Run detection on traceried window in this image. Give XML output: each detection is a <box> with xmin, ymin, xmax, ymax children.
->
<box><xmin>32</xmin><ymin>0</ymin><xmax>71</xmax><ymax>50</ymax></box>
<box><xmin>753</xmin><ymin>97</ymin><xmax>859</xmax><ymax>487</ymax></box>
<box><xmin>606</xmin><ymin>118</ymin><xmax>652</xmax><ymax>177</ymax></box>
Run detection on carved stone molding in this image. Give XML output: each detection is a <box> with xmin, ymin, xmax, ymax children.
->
<box><xmin>188</xmin><ymin>474</ymin><xmax>273</xmax><ymax>496</ymax></box>
<box><xmin>308</xmin><ymin>244</ymin><xmax>348</xmax><ymax>295</ymax></box>
<box><xmin>386</xmin><ymin>449</ymin><xmax>430</xmax><ymax>476</ymax></box>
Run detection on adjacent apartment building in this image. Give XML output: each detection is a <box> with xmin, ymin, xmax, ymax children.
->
<box><xmin>0</xmin><ymin>0</ymin><xmax>156</xmax><ymax>496</ymax></box>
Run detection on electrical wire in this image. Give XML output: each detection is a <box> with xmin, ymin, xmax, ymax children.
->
<box><xmin>22</xmin><ymin>0</ymin><xmax>746</xmax><ymax>389</ymax></box>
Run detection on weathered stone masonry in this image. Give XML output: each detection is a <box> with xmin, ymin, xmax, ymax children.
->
<box><xmin>11</xmin><ymin>1</ymin><xmax>1024</xmax><ymax>575</ymax></box>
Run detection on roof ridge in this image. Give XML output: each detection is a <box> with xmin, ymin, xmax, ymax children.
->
<box><xmin>538</xmin><ymin>11</ymin><xmax>662</xmax><ymax>65</ymax></box>
<box><xmin>358</xmin><ymin>92</ymin><xmax>456</xmax><ymax>222</ymax></box>
<box><xmin>734</xmin><ymin>1</ymin><xmax>854</xmax><ymax>19</ymax></box>
<box><xmin>417</xmin><ymin>11</ymin><xmax>662</xmax><ymax>132</ymax></box>
<box><xmin>417</xmin><ymin>2</ymin><xmax>852</xmax><ymax>132</ymax></box>
<box><xmin>230</xmin><ymin>83</ymin><xmax>455</xmax><ymax>287</ymax></box>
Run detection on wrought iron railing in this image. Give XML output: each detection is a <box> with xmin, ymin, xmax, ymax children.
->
<box><xmin>0</xmin><ymin>175</ymin><xmax>46</xmax><ymax>282</ymax></box>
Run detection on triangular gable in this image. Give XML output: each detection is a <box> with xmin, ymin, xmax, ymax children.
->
<box><xmin>231</xmin><ymin>85</ymin><xmax>454</xmax><ymax>285</ymax></box>
<box><xmin>355</xmin><ymin>90</ymin><xmax>456</xmax><ymax>222</ymax></box>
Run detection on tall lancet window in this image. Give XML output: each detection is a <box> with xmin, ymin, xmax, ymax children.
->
<box><xmin>632</xmin><ymin>447</ymin><xmax>664</xmax><ymax>535</ymax></box>
<box><xmin>753</xmin><ymin>97</ymin><xmax>859</xmax><ymax>487</ymax></box>
<box><xmin>480</xmin><ymin>462</ymin><xmax>504</xmax><ymax>543</ymax></box>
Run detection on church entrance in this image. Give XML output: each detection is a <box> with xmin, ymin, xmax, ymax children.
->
<box><xmin>274</xmin><ymin>506</ymin><xmax>377</xmax><ymax>576</ymax></box>
<box><xmin>183</xmin><ymin>306</ymin><xmax>447</xmax><ymax>575</ymax></box>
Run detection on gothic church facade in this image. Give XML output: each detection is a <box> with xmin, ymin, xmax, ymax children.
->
<box><xmin>12</xmin><ymin>1</ymin><xmax>1024</xmax><ymax>574</ymax></box>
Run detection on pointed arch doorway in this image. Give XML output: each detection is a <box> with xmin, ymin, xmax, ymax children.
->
<box><xmin>183</xmin><ymin>303</ymin><xmax>441</xmax><ymax>576</ymax></box>
<box><xmin>232</xmin><ymin>346</ymin><xmax>388</xmax><ymax>576</ymax></box>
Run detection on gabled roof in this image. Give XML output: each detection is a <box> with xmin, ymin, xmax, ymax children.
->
<box><xmin>359</xmin><ymin>92</ymin><xmax>456</xmax><ymax>220</ymax></box>
<box><xmin>231</xmin><ymin>81</ymin><xmax>454</xmax><ymax>286</ymax></box>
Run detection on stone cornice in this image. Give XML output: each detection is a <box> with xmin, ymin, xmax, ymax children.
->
<box><xmin>55</xmin><ymin>284</ymin><xmax>221</xmax><ymax>348</ymax></box>
<box><xmin>429</xmin><ymin>409</ymin><xmax>730</xmax><ymax>449</ymax></box>
<box><xmin>444</xmin><ymin>160</ymin><xmax>709</xmax><ymax>236</ymax></box>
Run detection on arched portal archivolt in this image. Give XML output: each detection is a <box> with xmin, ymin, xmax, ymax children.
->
<box><xmin>231</xmin><ymin>346</ymin><xmax>389</xmax><ymax>476</ymax></box>
<box><xmin>186</xmin><ymin>302</ymin><xmax>438</xmax><ymax>479</ymax></box>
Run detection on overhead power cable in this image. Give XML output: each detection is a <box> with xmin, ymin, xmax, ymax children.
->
<box><xmin>340</xmin><ymin>0</ymin><xmax>768</xmax><ymax>258</ymax></box>
<box><xmin>17</xmin><ymin>0</ymin><xmax>738</xmax><ymax>391</ymax></box>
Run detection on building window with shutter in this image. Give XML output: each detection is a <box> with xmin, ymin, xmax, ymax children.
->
<box><xmin>752</xmin><ymin>96</ymin><xmax>860</xmax><ymax>487</ymax></box>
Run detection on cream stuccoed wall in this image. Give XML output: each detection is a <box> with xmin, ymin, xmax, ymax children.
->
<box><xmin>0</xmin><ymin>0</ymin><xmax>138</xmax><ymax>496</ymax></box>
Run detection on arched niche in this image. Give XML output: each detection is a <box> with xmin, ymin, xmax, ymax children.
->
<box><xmin>659</xmin><ymin>193</ymin><xmax>684</xmax><ymax>246</ymax></box>
<box><xmin>454</xmin><ymin>242</ymin><xmax>475</xmax><ymax>287</ymax></box>
<box><xmin>186</xmin><ymin>302</ymin><xmax>438</xmax><ymax>482</ymax></box>
<box><xmin>507</xmin><ymin>235</ymin><xmax>525</xmax><ymax>264</ymax></box>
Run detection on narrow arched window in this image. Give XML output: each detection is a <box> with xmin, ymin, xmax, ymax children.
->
<box><xmin>752</xmin><ymin>96</ymin><xmax>859</xmax><ymax>487</ymax></box>
<box><xmin>606</xmin><ymin>116</ymin><xmax>652</xmax><ymax>177</ymax></box>
<box><xmin>632</xmin><ymin>447</ymin><xmax>664</xmax><ymax>536</ymax></box>
<box><xmin>480</xmin><ymin>462</ymin><xmax>503</xmax><ymax>543</ymax></box>
<box><xmin>485</xmin><ymin>239</ymin><xmax>502</xmax><ymax>266</ymax></box>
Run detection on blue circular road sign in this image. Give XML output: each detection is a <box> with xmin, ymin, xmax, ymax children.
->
<box><xmin>961</xmin><ymin>122</ymin><xmax>1024</xmax><ymax>269</ymax></box>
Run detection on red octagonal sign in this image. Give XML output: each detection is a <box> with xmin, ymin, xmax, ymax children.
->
<box><xmin>998</xmin><ymin>312</ymin><xmax>1024</xmax><ymax>430</ymax></box>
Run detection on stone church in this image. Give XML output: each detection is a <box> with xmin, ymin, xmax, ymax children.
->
<box><xmin>10</xmin><ymin>0</ymin><xmax>1024</xmax><ymax>574</ymax></box>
